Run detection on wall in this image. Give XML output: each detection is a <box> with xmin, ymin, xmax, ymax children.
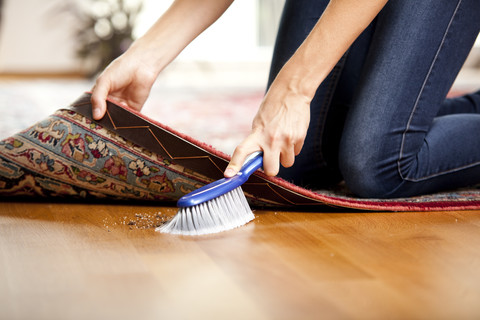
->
<box><xmin>0</xmin><ymin>0</ymin><xmax>81</xmax><ymax>73</ymax></box>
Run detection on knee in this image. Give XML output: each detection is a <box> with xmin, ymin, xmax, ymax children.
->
<box><xmin>338</xmin><ymin>144</ymin><xmax>394</xmax><ymax>199</ymax></box>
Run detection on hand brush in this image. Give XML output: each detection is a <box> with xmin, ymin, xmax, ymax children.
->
<box><xmin>157</xmin><ymin>151</ymin><xmax>263</xmax><ymax>236</ymax></box>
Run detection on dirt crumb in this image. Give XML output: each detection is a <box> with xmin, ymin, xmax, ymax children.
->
<box><xmin>102</xmin><ymin>211</ymin><xmax>169</xmax><ymax>231</ymax></box>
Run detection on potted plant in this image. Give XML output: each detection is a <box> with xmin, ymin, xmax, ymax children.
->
<box><xmin>61</xmin><ymin>0</ymin><xmax>142</xmax><ymax>77</ymax></box>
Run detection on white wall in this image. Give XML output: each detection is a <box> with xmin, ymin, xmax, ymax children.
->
<box><xmin>0</xmin><ymin>0</ymin><xmax>81</xmax><ymax>73</ymax></box>
<box><xmin>137</xmin><ymin>0</ymin><xmax>265</xmax><ymax>62</ymax></box>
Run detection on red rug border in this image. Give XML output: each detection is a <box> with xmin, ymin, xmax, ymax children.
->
<box><xmin>98</xmin><ymin>93</ymin><xmax>480</xmax><ymax>212</ymax></box>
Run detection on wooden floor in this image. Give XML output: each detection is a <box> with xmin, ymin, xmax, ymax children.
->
<box><xmin>1</xmin><ymin>201</ymin><xmax>479</xmax><ymax>320</ymax></box>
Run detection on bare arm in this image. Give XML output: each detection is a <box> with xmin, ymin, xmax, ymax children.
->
<box><xmin>225</xmin><ymin>0</ymin><xmax>388</xmax><ymax>177</ymax></box>
<box><xmin>91</xmin><ymin>0</ymin><xmax>234</xmax><ymax>119</ymax></box>
<box><xmin>281</xmin><ymin>0</ymin><xmax>388</xmax><ymax>98</ymax></box>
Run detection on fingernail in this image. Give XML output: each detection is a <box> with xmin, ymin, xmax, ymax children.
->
<box><xmin>224</xmin><ymin>168</ymin><xmax>236</xmax><ymax>178</ymax></box>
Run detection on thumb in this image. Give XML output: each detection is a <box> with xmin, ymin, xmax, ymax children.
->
<box><xmin>91</xmin><ymin>81</ymin><xmax>110</xmax><ymax>120</ymax></box>
<box><xmin>225</xmin><ymin>144</ymin><xmax>261</xmax><ymax>178</ymax></box>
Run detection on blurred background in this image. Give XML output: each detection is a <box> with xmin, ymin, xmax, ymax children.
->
<box><xmin>0</xmin><ymin>0</ymin><xmax>479</xmax><ymax>154</ymax></box>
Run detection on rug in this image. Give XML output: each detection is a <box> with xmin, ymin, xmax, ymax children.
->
<box><xmin>1</xmin><ymin>92</ymin><xmax>480</xmax><ymax>211</ymax></box>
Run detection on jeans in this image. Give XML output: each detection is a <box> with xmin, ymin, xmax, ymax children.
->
<box><xmin>269</xmin><ymin>0</ymin><xmax>480</xmax><ymax>198</ymax></box>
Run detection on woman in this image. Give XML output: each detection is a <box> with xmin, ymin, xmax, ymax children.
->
<box><xmin>91</xmin><ymin>0</ymin><xmax>480</xmax><ymax>198</ymax></box>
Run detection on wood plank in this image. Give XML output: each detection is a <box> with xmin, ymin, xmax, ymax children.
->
<box><xmin>0</xmin><ymin>201</ymin><xmax>479</xmax><ymax>319</ymax></box>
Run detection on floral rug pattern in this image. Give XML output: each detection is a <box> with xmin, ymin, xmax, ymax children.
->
<box><xmin>0</xmin><ymin>109</ymin><xmax>210</xmax><ymax>201</ymax></box>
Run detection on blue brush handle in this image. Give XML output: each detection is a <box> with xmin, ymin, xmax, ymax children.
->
<box><xmin>177</xmin><ymin>151</ymin><xmax>263</xmax><ymax>208</ymax></box>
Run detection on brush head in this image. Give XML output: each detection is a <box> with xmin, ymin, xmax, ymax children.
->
<box><xmin>176</xmin><ymin>152</ymin><xmax>263</xmax><ymax>208</ymax></box>
<box><xmin>157</xmin><ymin>186</ymin><xmax>255</xmax><ymax>235</ymax></box>
<box><xmin>158</xmin><ymin>152</ymin><xmax>262</xmax><ymax>235</ymax></box>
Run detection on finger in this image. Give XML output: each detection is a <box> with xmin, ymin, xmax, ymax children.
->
<box><xmin>280</xmin><ymin>145</ymin><xmax>296</xmax><ymax>168</ymax></box>
<box><xmin>90</xmin><ymin>79</ymin><xmax>110</xmax><ymax>120</ymax></box>
<box><xmin>262</xmin><ymin>148</ymin><xmax>281</xmax><ymax>176</ymax></box>
<box><xmin>224</xmin><ymin>139</ymin><xmax>260</xmax><ymax>178</ymax></box>
<box><xmin>294</xmin><ymin>139</ymin><xmax>305</xmax><ymax>156</ymax></box>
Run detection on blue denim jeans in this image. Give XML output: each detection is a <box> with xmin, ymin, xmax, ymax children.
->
<box><xmin>270</xmin><ymin>0</ymin><xmax>480</xmax><ymax>198</ymax></box>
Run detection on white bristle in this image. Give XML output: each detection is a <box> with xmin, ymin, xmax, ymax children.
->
<box><xmin>156</xmin><ymin>187</ymin><xmax>255</xmax><ymax>236</ymax></box>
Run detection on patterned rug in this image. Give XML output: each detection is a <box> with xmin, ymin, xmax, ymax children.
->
<box><xmin>1</xmin><ymin>92</ymin><xmax>480</xmax><ymax>211</ymax></box>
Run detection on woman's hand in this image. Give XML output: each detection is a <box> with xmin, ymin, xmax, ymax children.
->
<box><xmin>224</xmin><ymin>77</ymin><xmax>311</xmax><ymax>177</ymax></box>
<box><xmin>91</xmin><ymin>48</ymin><xmax>159</xmax><ymax>120</ymax></box>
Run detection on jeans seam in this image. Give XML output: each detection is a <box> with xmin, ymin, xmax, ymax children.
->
<box><xmin>397</xmin><ymin>0</ymin><xmax>463</xmax><ymax>182</ymax></box>
<box><xmin>404</xmin><ymin>160</ymin><xmax>480</xmax><ymax>181</ymax></box>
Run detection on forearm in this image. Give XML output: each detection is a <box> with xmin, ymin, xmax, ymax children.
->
<box><xmin>130</xmin><ymin>0</ymin><xmax>234</xmax><ymax>75</ymax></box>
<box><xmin>275</xmin><ymin>0</ymin><xmax>388</xmax><ymax>100</ymax></box>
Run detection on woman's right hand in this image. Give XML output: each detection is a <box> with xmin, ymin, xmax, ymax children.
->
<box><xmin>224</xmin><ymin>77</ymin><xmax>311</xmax><ymax>178</ymax></box>
<box><xmin>90</xmin><ymin>47</ymin><xmax>159</xmax><ymax>120</ymax></box>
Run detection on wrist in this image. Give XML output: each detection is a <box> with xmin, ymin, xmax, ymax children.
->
<box><xmin>274</xmin><ymin>57</ymin><xmax>329</xmax><ymax>102</ymax></box>
<box><xmin>126</xmin><ymin>36</ymin><xmax>170</xmax><ymax>76</ymax></box>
